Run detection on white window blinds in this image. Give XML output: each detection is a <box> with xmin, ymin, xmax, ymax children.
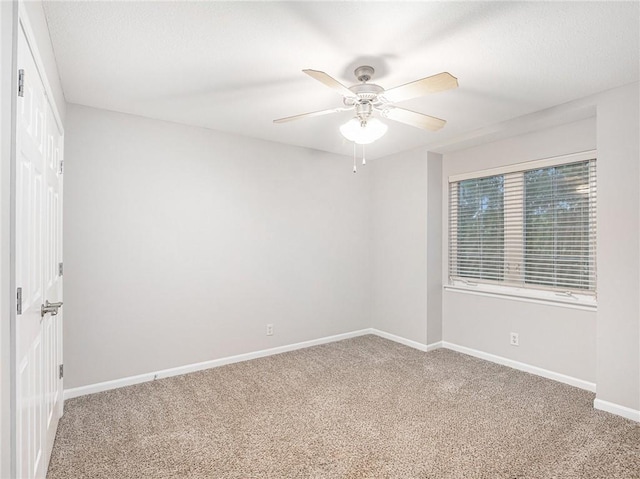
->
<box><xmin>449</xmin><ymin>152</ymin><xmax>597</xmax><ymax>296</ymax></box>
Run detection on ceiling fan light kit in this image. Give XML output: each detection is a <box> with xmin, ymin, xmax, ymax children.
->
<box><xmin>274</xmin><ymin>65</ymin><xmax>458</xmax><ymax>171</ymax></box>
<box><xmin>339</xmin><ymin>117</ymin><xmax>388</xmax><ymax>145</ymax></box>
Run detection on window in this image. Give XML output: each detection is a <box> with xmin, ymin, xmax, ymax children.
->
<box><xmin>448</xmin><ymin>151</ymin><xmax>596</xmax><ymax>306</ymax></box>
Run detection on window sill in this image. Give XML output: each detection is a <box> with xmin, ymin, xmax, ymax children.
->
<box><xmin>443</xmin><ymin>283</ymin><xmax>597</xmax><ymax>311</ymax></box>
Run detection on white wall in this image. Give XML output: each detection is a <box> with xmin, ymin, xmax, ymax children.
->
<box><xmin>58</xmin><ymin>82</ymin><xmax>640</xmax><ymax>418</ymax></box>
<box><xmin>370</xmin><ymin>148</ymin><xmax>428</xmax><ymax>344</ymax></box>
<box><xmin>63</xmin><ymin>104</ymin><xmax>371</xmax><ymax>389</ymax></box>
<box><xmin>595</xmin><ymin>83</ymin><xmax>640</xmax><ymax>411</ymax></box>
<box><xmin>426</xmin><ymin>152</ymin><xmax>443</xmax><ymax>344</ymax></box>
<box><xmin>441</xmin><ymin>82</ymin><xmax>640</xmax><ymax>415</ymax></box>
<box><xmin>370</xmin><ymin>148</ymin><xmax>442</xmax><ymax>346</ymax></box>
<box><xmin>442</xmin><ymin>117</ymin><xmax>598</xmax><ymax>383</ymax></box>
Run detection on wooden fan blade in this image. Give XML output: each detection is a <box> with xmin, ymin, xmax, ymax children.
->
<box><xmin>382</xmin><ymin>107</ymin><xmax>446</xmax><ymax>131</ymax></box>
<box><xmin>382</xmin><ymin>72</ymin><xmax>458</xmax><ymax>103</ymax></box>
<box><xmin>303</xmin><ymin>69</ymin><xmax>356</xmax><ymax>98</ymax></box>
<box><xmin>273</xmin><ymin>107</ymin><xmax>352</xmax><ymax>124</ymax></box>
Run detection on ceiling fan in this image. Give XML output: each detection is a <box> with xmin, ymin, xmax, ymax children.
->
<box><xmin>274</xmin><ymin>65</ymin><xmax>458</xmax><ymax>144</ymax></box>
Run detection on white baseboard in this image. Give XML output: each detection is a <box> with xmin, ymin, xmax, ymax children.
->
<box><xmin>370</xmin><ymin>329</ymin><xmax>442</xmax><ymax>352</ymax></box>
<box><xmin>64</xmin><ymin>329</ymin><xmax>374</xmax><ymax>400</ymax></box>
<box><xmin>594</xmin><ymin>398</ymin><xmax>640</xmax><ymax>422</ymax></box>
<box><xmin>63</xmin><ymin>329</ymin><xmax>598</xmax><ymax>406</ymax></box>
<box><xmin>441</xmin><ymin>341</ymin><xmax>597</xmax><ymax>392</ymax></box>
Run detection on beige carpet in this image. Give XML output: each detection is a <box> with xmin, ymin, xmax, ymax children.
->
<box><xmin>48</xmin><ymin>335</ymin><xmax>639</xmax><ymax>478</ymax></box>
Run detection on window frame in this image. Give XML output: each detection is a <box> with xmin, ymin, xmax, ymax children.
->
<box><xmin>446</xmin><ymin>150</ymin><xmax>597</xmax><ymax>310</ymax></box>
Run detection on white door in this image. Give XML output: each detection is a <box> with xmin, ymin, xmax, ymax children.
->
<box><xmin>16</xmin><ymin>22</ymin><xmax>64</xmax><ymax>479</ymax></box>
<box><xmin>41</xmin><ymin>80</ymin><xmax>64</xmax><ymax>472</ymax></box>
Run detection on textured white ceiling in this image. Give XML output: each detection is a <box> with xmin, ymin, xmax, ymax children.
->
<box><xmin>43</xmin><ymin>1</ymin><xmax>639</xmax><ymax>159</ymax></box>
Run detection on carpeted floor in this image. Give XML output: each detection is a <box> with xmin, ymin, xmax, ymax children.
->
<box><xmin>48</xmin><ymin>335</ymin><xmax>639</xmax><ymax>478</ymax></box>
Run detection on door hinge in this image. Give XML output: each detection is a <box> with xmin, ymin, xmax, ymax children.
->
<box><xmin>59</xmin><ymin>364</ymin><xmax>63</xmax><ymax>379</ymax></box>
<box><xmin>17</xmin><ymin>287</ymin><xmax>22</xmax><ymax>315</ymax></box>
<box><xmin>18</xmin><ymin>69</ymin><xmax>24</xmax><ymax>97</ymax></box>
<box><xmin>59</xmin><ymin>262</ymin><xmax>63</xmax><ymax>276</ymax></box>
<box><xmin>59</xmin><ymin>160</ymin><xmax>64</xmax><ymax>175</ymax></box>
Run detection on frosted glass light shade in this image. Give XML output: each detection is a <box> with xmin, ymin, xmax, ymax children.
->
<box><xmin>340</xmin><ymin>117</ymin><xmax>388</xmax><ymax>144</ymax></box>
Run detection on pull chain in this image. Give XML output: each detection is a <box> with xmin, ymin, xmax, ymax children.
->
<box><xmin>353</xmin><ymin>142</ymin><xmax>357</xmax><ymax>173</ymax></box>
<box><xmin>362</xmin><ymin>144</ymin><xmax>366</xmax><ymax>165</ymax></box>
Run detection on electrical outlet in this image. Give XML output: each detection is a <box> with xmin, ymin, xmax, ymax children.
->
<box><xmin>510</xmin><ymin>332</ymin><xmax>519</xmax><ymax>346</ymax></box>
<box><xmin>266</xmin><ymin>324</ymin><xmax>274</xmax><ymax>336</ymax></box>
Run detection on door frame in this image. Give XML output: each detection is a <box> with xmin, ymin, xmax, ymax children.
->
<box><xmin>2</xmin><ymin>2</ymin><xmax>65</xmax><ymax>477</ymax></box>
<box><xmin>1</xmin><ymin>1</ymin><xmax>18</xmax><ymax>478</ymax></box>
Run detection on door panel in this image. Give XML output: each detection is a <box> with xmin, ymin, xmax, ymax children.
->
<box><xmin>42</xmin><ymin>94</ymin><xmax>64</xmax><ymax>468</ymax></box>
<box><xmin>16</xmin><ymin>26</ymin><xmax>46</xmax><ymax>479</ymax></box>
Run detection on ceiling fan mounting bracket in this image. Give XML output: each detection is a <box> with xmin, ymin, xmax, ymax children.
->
<box><xmin>354</xmin><ymin>65</ymin><xmax>375</xmax><ymax>83</ymax></box>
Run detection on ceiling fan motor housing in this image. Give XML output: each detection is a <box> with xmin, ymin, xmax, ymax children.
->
<box><xmin>344</xmin><ymin>66</ymin><xmax>387</xmax><ymax>110</ymax></box>
<box><xmin>348</xmin><ymin>83</ymin><xmax>384</xmax><ymax>100</ymax></box>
